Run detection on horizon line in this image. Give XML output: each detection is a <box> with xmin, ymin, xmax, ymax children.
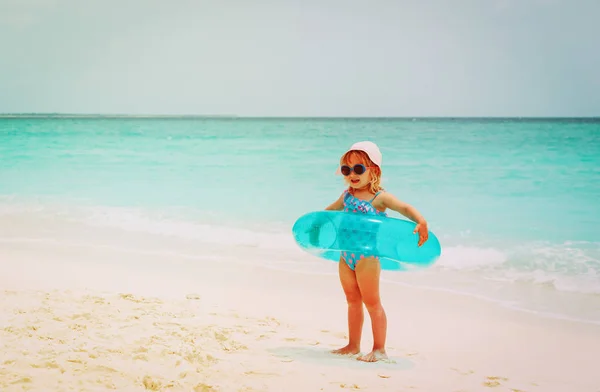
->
<box><xmin>1</xmin><ymin>113</ymin><xmax>599</xmax><ymax>120</ymax></box>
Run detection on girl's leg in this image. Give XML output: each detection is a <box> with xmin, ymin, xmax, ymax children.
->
<box><xmin>355</xmin><ymin>257</ymin><xmax>388</xmax><ymax>362</ymax></box>
<box><xmin>331</xmin><ymin>257</ymin><xmax>363</xmax><ymax>355</ymax></box>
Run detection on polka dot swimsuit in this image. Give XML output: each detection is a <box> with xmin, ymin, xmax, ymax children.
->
<box><xmin>340</xmin><ymin>190</ymin><xmax>387</xmax><ymax>270</ymax></box>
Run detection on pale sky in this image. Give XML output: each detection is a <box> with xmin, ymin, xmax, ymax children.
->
<box><xmin>1</xmin><ymin>0</ymin><xmax>599</xmax><ymax>116</ymax></box>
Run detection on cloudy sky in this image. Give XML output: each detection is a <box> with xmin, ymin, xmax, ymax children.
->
<box><xmin>1</xmin><ymin>0</ymin><xmax>598</xmax><ymax>116</ymax></box>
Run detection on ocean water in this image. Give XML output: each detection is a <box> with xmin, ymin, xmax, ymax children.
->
<box><xmin>1</xmin><ymin>116</ymin><xmax>599</xmax><ymax>323</ymax></box>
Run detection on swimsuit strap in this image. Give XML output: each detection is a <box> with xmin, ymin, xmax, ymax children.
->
<box><xmin>368</xmin><ymin>191</ymin><xmax>382</xmax><ymax>203</ymax></box>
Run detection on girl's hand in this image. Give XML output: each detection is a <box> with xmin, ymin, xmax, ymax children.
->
<box><xmin>413</xmin><ymin>221</ymin><xmax>429</xmax><ymax>247</ymax></box>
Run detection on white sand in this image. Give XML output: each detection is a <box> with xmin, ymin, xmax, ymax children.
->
<box><xmin>1</xmin><ymin>231</ymin><xmax>600</xmax><ymax>391</ymax></box>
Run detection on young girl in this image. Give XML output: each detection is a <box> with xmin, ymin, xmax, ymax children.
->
<box><xmin>325</xmin><ymin>141</ymin><xmax>429</xmax><ymax>362</ymax></box>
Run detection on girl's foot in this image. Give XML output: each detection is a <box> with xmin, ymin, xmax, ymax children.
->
<box><xmin>331</xmin><ymin>344</ymin><xmax>360</xmax><ymax>356</ymax></box>
<box><xmin>357</xmin><ymin>348</ymin><xmax>388</xmax><ymax>362</ymax></box>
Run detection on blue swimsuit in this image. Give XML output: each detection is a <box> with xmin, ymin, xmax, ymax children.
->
<box><xmin>340</xmin><ymin>190</ymin><xmax>387</xmax><ymax>271</ymax></box>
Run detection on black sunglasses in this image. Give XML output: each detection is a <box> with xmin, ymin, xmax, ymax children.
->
<box><xmin>340</xmin><ymin>164</ymin><xmax>375</xmax><ymax>176</ymax></box>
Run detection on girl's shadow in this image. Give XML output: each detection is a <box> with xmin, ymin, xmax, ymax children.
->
<box><xmin>266</xmin><ymin>345</ymin><xmax>415</xmax><ymax>370</ymax></box>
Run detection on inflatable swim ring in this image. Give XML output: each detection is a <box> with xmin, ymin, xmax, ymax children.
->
<box><xmin>292</xmin><ymin>210</ymin><xmax>441</xmax><ymax>271</ymax></box>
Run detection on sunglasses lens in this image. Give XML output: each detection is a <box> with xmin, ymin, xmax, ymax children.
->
<box><xmin>353</xmin><ymin>165</ymin><xmax>366</xmax><ymax>175</ymax></box>
<box><xmin>340</xmin><ymin>165</ymin><xmax>351</xmax><ymax>176</ymax></box>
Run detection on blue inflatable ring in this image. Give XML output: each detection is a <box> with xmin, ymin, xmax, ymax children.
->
<box><xmin>292</xmin><ymin>210</ymin><xmax>442</xmax><ymax>271</ymax></box>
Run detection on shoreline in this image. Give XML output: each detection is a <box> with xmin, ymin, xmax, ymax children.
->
<box><xmin>1</xmin><ymin>207</ymin><xmax>599</xmax><ymax>328</ymax></box>
<box><xmin>1</xmin><ymin>230</ymin><xmax>599</xmax><ymax>328</ymax></box>
<box><xmin>381</xmin><ymin>277</ymin><xmax>600</xmax><ymax>328</ymax></box>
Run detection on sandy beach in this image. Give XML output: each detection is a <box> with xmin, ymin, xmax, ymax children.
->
<box><xmin>1</xmin><ymin>220</ymin><xmax>600</xmax><ymax>392</ymax></box>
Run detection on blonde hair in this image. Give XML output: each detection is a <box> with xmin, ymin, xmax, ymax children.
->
<box><xmin>340</xmin><ymin>150</ymin><xmax>383</xmax><ymax>194</ymax></box>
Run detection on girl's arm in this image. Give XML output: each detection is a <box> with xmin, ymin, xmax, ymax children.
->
<box><xmin>380</xmin><ymin>192</ymin><xmax>426</xmax><ymax>224</ymax></box>
<box><xmin>325</xmin><ymin>193</ymin><xmax>344</xmax><ymax>211</ymax></box>
<box><xmin>380</xmin><ymin>192</ymin><xmax>429</xmax><ymax>246</ymax></box>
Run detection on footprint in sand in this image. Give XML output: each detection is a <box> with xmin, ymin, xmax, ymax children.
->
<box><xmin>221</xmin><ymin>341</ymin><xmax>248</xmax><ymax>352</ymax></box>
<box><xmin>71</xmin><ymin>312</ymin><xmax>92</xmax><ymax>320</ymax></box>
<box><xmin>142</xmin><ymin>376</ymin><xmax>165</xmax><ymax>391</ymax></box>
<box><xmin>10</xmin><ymin>377</ymin><xmax>33</xmax><ymax>385</ymax></box>
<box><xmin>331</xmin><ymin>332</ymin><xmax>348</xmax><ymax>339</ymax></box>
<box><xmin>30</xmin><ymin>361</ymin><xmax>63</xmax><ymax>370</ymax></box>
<box><xmin>451</xmin><ymin>367</ymin><xmax>475</xmax><ymax>375</ymax></box>
<box><xmin>133</xmin><ymin>354</ymin><xmax>149</xmax><ymax>361</ymax></box>
<box><xmin>83</xmin><ymin>295</ymin><xmax>107</xmax><ymax>304</ymax></box>
<box><xmin>483</xmin><ymin>376</ymin><xmax>509</xmax><ymax>388</ymax></box>
<box><xmin>258</xmin><ymin>317</ymin><xmax>281</xmax><ymax>327</ymax></box>
<box><xmin>68</xmin><ymin>323</ymin><xmax>88</xmax><ymax>332</ymax></box>
<box><xmin>193</xmin><ymin>383</ymin><xmax>218</xmax><ymax>392</ymax></box>
<box><xmin>243</xmin><ymin>370</ymin><xmax>280</xmax><ymax>377</ymax></box>
<box><xmin>337</xmin><ymin>383</ymin><xmax>361</xmax><ymax>390</ymax></box>
<box><xmin>92</xmin><ymin>365</ymin><xmax>120</xmax><ymax>373</ymax></box>
<box><xmin>119</xmin><ymin>293</ymin><xmax>163</xmax><ymax>304</ymax></box>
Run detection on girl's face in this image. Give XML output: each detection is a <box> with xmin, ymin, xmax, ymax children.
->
<box><xmin>342</xmin><ymin>153</ymin><xmax>372</xmax><ymax>190</ymax></box>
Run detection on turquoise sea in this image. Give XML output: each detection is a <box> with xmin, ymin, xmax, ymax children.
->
<box><xmin>1</xmin><ymin>117</ymin><xmax>599</xmax><ymax>323</ymax></box>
